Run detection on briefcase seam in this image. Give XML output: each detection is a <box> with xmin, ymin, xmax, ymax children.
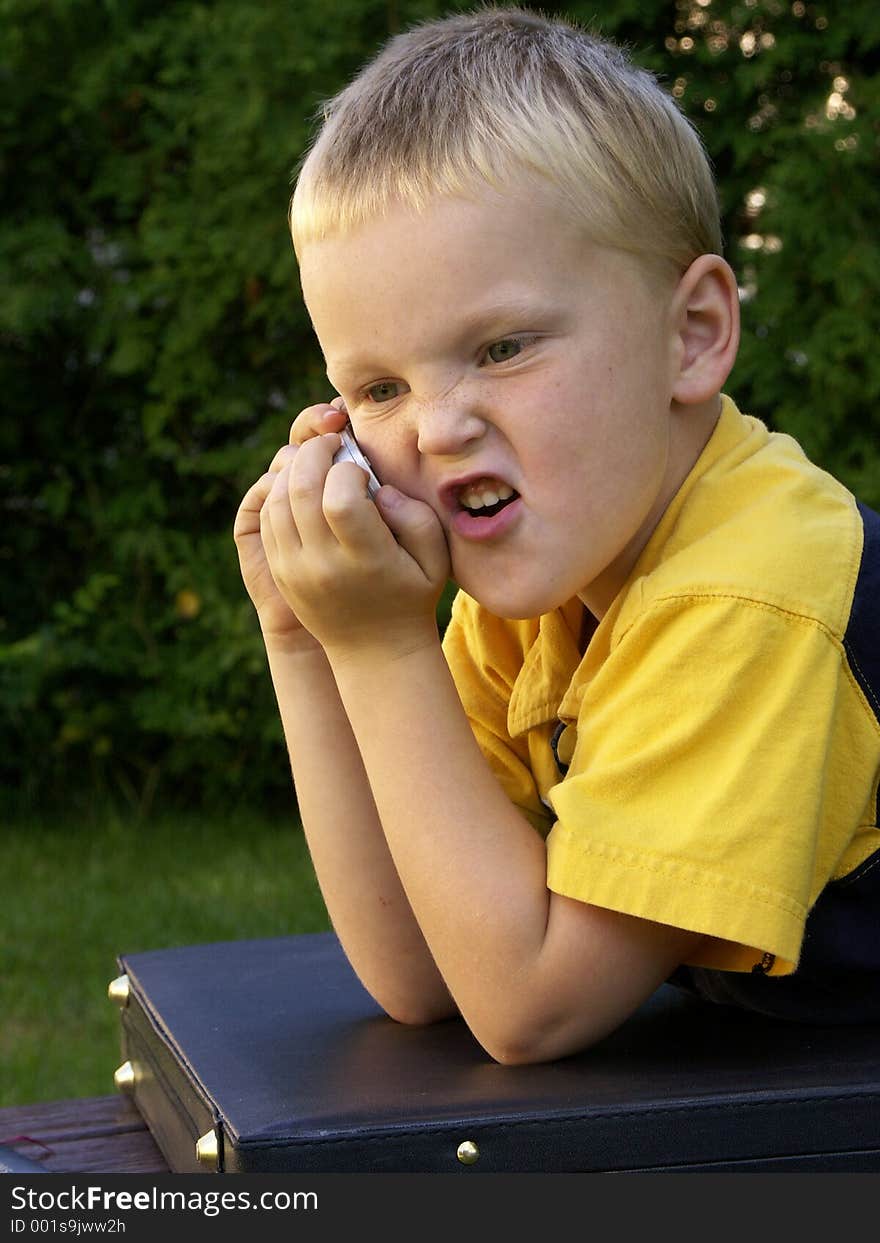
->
<box><xmin>239</xmin><ymin>1088</ymin><xmax>880</xmax><ymax>1151</ymax></box>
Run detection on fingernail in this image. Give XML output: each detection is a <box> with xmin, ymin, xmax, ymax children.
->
<box><xmin>377</xmin><ymin>485</ymin><xmax>401</xmax><ymax>509</ymax></box>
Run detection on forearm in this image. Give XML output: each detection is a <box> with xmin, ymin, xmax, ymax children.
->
<box><xmin>329</xmin><ymin>640</ymin><xmax>554</xmax><ymax>1047</ymax></box>
<box><xmin>254</xmin><ymin>439</ymin><xmax>696</xmax><ymax>1064</ymax></box>
<box><xmin>263</xmin><ymin>634</ymin><xmax>455</xmax><ymax>1022</ymax></box>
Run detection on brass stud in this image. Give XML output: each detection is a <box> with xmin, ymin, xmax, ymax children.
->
<box><xmin>196</xmin><ymin>1129</ymin><xmax>219</xmax><ymax>1170</ymax></box>
<box><xmin>107</xmin><ymin>974</ymin><xmax>130</xmax><ymax>1007</ymax></box>
<box><xmin>456</xmin><ymin>1139</ymin><xmax>480</xmax><ymax>1165</ymax></box>
<box><xmin>113</xmin><ymin>1060</ymin><xmax>136</xmax><ymax>1094</ymax></box>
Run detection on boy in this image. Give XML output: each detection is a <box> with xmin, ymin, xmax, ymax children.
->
<box><xmin>234</xmin><ymin>7</ymin><xmax>880</xmax><ymax>1064</ymax></box>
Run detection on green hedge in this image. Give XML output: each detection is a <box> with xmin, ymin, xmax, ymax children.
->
<box><xmin>2</xmin><ymin>0</ymin><xmax>878</xmax><ymax>815</ymax></box>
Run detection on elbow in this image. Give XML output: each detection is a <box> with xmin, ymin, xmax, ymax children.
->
<box><xmin>384</xmin><ymin>1001</ymin><xmax>546</xmax><ymax>1054</ymax></box>
<box><xmin>472</xmin><ymin>1008</ymin><xmax>617</xmax><ymax>1067</ymax></box>
<box><xmin>377</xmin><ymin>986</ymin><xmax>459</xmax><ymax>1028</ymax></box>
<box><xmin>388</xmin><ymin>1008</ymin><xmax>454</xmax><ymax>1028</ymax></box>
<box><xmin>384</xmin><ymin>998</ymin><xmax>459</xmax><ymax>1027</ymax></box>
<box><xmin>380</xmin><ymin>999</ymin><xmax>615</xmax><ymax>1064</ymax></box>
<box><xmin>480</xmin><ymin>1034</ymin><xmax>561</xmax><ymax>1067</ymax></box>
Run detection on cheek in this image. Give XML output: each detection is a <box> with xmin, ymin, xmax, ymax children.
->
<box><xmin>356</xmin><ymin>424</ymin><xmax>415</xmax><ymax>492</ymax></box>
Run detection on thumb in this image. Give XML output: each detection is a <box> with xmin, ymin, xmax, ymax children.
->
<box><xmin>376</xmin><ymin>486</ymin><xmax>450</xmax><ymax>584</ymax></box>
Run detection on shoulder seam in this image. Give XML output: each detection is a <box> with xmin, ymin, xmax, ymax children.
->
<box><xmin>616</xmin><ymin>590</ymin><xmax>846</xmax><ymax>649</ymax></box>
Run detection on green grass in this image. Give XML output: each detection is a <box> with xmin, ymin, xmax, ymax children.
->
<box><xmin>0</xmin><ymin>807</ymin><xmax>330</xmax><ymax>1107</ymax></box>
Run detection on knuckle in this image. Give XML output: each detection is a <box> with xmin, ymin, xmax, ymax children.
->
<box><xmin>289</xmin><ymin>475</ymin><xmax>319</xmax><ymax>504</ymax></box>
<box><xmin>328</xmin><ymin>459</ymin><xmax>364</xmax><ymax>490</ymax></box>
<box><xmin>321</xmin><ymin>490</ymin><xmax>353</xmax><ymax>521</ymax></box>
<box><xmin>289</xmin><ymin>403</ymin><xmax>332</xmax><ymax>444</ymax></box>
<box><xmin>288</xmin><ymin>415</ymin><xmax>312</xmax><ymax>445</ymax></box>
<box><xmin>323</xmin><ymin>463</ymin><xmax>368</xmax><ymax>517</ymax></box>
<box><xmin>289</xmin><ymin>442</ymin><xmax>331</xmax><ymax>499</ymax></box>
<box><xmin>268</xmin><ymin>445</ymin><xmax>296</xmax><ymax>472</ymax></box>
<box><xmin>414</xmin><ymin>511</ymin><xmax>437</xmax><ymax>535</ymax></box>
<box><xmin>264</xmin><ymin>486</ymin><xmax>288</xmax><ymax>515</ymax></box>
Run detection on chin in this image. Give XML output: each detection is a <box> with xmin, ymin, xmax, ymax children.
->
<box><xmin>455</xmin><ymin>573</ymin><xmax>568</xmax><ymax>621</ymax></box>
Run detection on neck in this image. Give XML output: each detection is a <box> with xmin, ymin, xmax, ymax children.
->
<box><xmin>579</xmin><ymin>395</ymin><xmax>723</xmax><ymax>619</ymax></box>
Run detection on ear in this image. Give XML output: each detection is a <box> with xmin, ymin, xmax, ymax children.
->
<box><xmin>670</xmin><ymin>255</ymin><xmax>740</xmax><ymax>406</ymax></box>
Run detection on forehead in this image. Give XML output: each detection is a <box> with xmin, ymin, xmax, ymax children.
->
<box><xmin>299</xmin><ymin>185</ymin><xmax>575</xmax><ymax>303</ymax></box>
<box><xmin>297</xmin><ymin>188</ymin><xmax>662</xmax><ymax>373</ymax></box>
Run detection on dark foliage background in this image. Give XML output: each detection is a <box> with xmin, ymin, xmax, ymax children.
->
<box><xmin>2</xmin><ymin>0</ymin><xmax>878</xmax><ymax>817</ymax></box>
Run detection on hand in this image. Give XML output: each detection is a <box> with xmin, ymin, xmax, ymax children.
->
<box><xmin>233</xmin><ymin>400</ymin><xmax>348</xmax><ymax>648</ymax></box>
<box><xmin>260</xmin><ymin>426</ymin><xmax>450</xmax><ymax>662</ymax></box>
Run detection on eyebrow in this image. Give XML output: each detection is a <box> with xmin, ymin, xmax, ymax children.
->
<box><xmin>458</xmin><ymin>296</ymin><xmax>559</xmax><ymax>335</ymax></box>
<box><xmin>326</xmin><ymin>295</ymin><xmax>560</xmax><ymax>386</ymax></box>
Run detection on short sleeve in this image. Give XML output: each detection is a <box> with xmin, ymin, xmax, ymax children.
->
<box><xmin>443</xmin><ymin>592</ymin><xmax>552</xmax><ymax>833</ymax></box>
<box><xmin>546</xmin><ymin>594</ymin><xmax>869</xmax><ymax>973</ymax></box>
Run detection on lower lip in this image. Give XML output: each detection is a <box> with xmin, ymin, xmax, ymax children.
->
<box><xmin>449</xmin><ymin>497</ymin><xmax>523</xmax><ymax>542</ymax></box>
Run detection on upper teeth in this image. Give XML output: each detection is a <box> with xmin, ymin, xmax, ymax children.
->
<box><xmin>460</xmin><ymin>481</ymin><xmax>514</xmax><ymax>511</ymax></box>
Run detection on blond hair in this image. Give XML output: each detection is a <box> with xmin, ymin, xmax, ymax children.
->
<box><xmin>290</xmin><ymin>6</ymin><xmax>723</xmax><ymax>271</ymax></box>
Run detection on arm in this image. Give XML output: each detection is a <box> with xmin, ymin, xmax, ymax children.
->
<box><xmin>261</xmin><ymin>433</ymin><xmax>702</xmax><ymax>1064</ymax></box>
<box><xmin>234</xmin><ymin>411</ymin><xmax>454</xmax><ymax>1023</ymax></box>
<box><xmin>263</xmin><ymin>638</ymin><xmax>456</xmax><ymax>1023</ymax></box>
<box><xmin>331</xmin><ymin>638</ymin><xmax>699</xmax><ymax>1064</ymax></box>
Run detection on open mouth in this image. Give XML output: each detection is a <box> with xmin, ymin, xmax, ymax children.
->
<box><xmin>457</xmin><ymin>478</ymin><xmax>520</xmax><ymax>519</ymax></box>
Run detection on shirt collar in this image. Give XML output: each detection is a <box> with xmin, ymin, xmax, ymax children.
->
<box><xmin>507</xmin><ymin>598</ymin><xmax>585</xmax><ymax>738</ymax></box>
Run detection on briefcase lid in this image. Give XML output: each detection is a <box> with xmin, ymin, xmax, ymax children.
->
<box><xmin>117</xmin><ymin>932</ymin><xmax>880</xmax><ymax>1173</ymax></box>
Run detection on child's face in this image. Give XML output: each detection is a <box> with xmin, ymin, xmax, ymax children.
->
<box><xmin>299</xmin><ymin>183</ymin><xmax>693</xmax><ymax>619</ymax></box>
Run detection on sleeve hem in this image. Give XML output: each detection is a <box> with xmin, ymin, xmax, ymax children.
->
<box><xmin>546</xmin><ymin>826</ymin><xmax>803</xmax><ymax>972</ymax></box>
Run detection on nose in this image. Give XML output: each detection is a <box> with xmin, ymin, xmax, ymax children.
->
<box><xmin>414</xmin><ymin>383</ymin><xmax>487</xmax><ymax>458</ymax></box>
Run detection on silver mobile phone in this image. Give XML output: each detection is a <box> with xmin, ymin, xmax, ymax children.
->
<box><xmin>332</xmin><ymin>425</ymin><xmax>382</xmax><ymax>499</ymax></box>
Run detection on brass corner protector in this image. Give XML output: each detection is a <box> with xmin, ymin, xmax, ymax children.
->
<box><xmin>113</xmin><ymin>1060</ymin><xmax>136</xmax><ymax>1094</ymax></box>
<box><xmin>107</xmin><ymin>973</ymin><xmax>130</xmax><ymax>1007</ymax></box>
<box><xmin>196</xmin><ymin>1129</ymin><xmax>220</xmax><ymax>1170</ymax></box>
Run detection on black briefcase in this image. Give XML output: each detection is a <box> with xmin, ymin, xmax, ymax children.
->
<box><xmin>109</xmin><ymin>931</ymin><xmax>880</xmax><ymax>1173</ymax></box>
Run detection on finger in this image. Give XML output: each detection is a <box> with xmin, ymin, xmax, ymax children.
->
<box><xmin>287</xmin><ymin>433</ymin><xmax>342</xmax><ymax>548</ymax></box>
<box><xmin>259</xmin><ymin>504</ymin><xmax>279</xmax><ymax>571</ymax></box>
<box><xmin>321</xmin><ymin>460</ymin><xmax>388</xmax><ymax>553</ymax></box>
<box><xmin>268</xmin><ymin>443</ymin><xmax>299</xmax><ymax>474</ymax></box>
<box><xmin>289</xmin><ymin>401</ymin><xmax>348</xmax><ymax>446</ymax></box>
<box><xmin>234</xmin><ymin>472</ymin><xmax>278</xmax><ymax>541</ymax></box>
<box><xmin>375</xmin><ymin>487</ymin><xmax>451</xmax><ymax>584</ymax></box>
<box><xmin>262</xmin><ymin>463</ymin><xmax>302</xmax><ymax>560</ymax></box>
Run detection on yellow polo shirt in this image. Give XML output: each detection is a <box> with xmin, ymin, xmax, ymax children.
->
<box><xmin>442</xmin><ymin>397</ymin><xmax>880</xmax><ymax>976</ymax></box>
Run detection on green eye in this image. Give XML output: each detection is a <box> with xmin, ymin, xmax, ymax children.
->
<box><xmin>486</xmin><ymin>338</ymin><xmax>524</xmax><ymax>363</ymax></box>
<box><xmin>366</xmin><ymin>381</ymin><xmax>402</xmax><ymax>403</ymax></box>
